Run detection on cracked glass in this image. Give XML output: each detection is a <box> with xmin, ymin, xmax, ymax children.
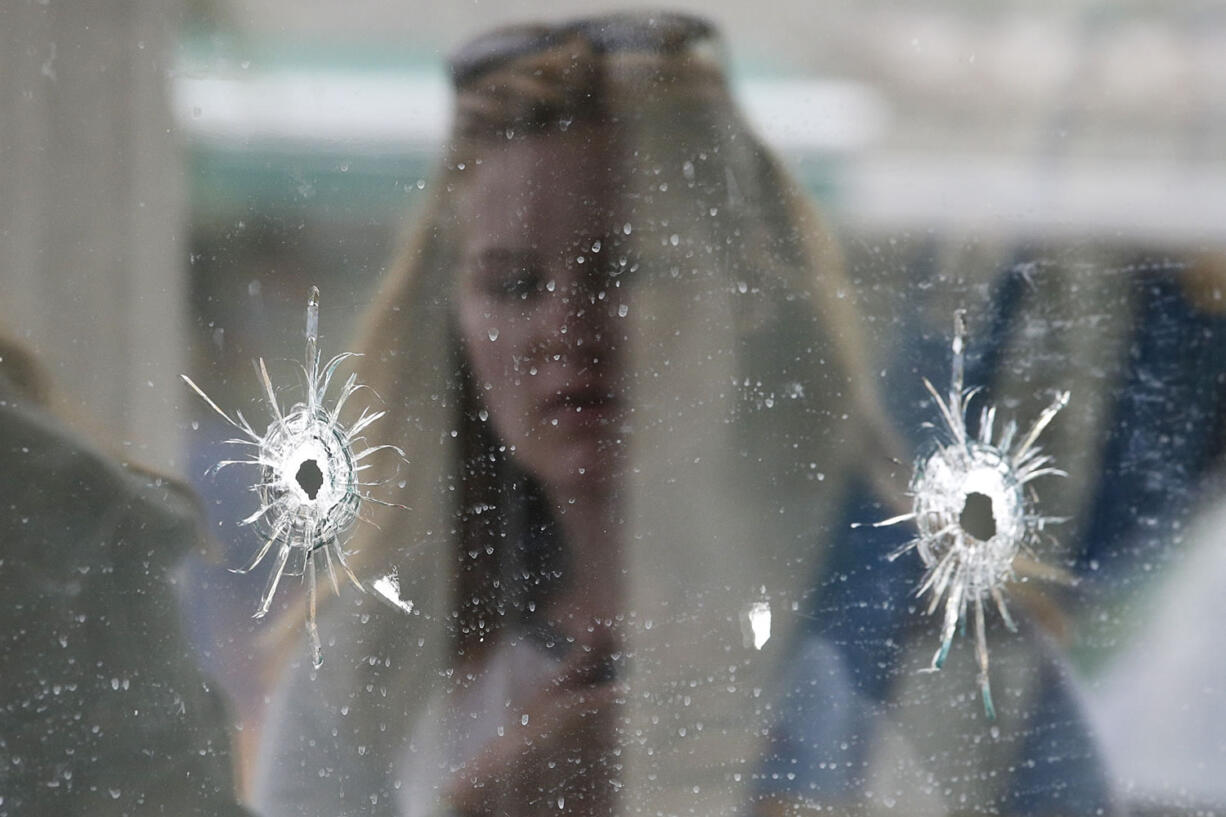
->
<box><xmin>3</xmin><ymin>3</ymin><xmax>1225</xmax><ymax>817</ymax></box>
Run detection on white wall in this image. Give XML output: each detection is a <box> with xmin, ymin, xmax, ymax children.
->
<box><xmin>0</xmin><ymin>0</ymin><xmax>187</xmax><ymax>471</ymax></box>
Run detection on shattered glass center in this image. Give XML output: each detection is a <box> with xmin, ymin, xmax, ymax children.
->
<box><xmin>913</xmin><ymin>441</ymin><xmax>1027</xmax><ymax>594</ymax></box>
<box><xmin>960</xmin><ymin>492</ymin><xmax>996</xmax><ymax>541</ymax></box>
<box><xmin>263</xmin><ymin>416</ymin><xmax>354</xmax><ymax>519</ymax></box>
<box><xmin>295</xmin><ymin>458</ymin><xmax>324</xmax><ymax>501</ymax></box>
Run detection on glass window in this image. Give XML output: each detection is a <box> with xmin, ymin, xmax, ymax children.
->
<box><xmin>3</xmin><ymin>3</ymin><xmax>1225</xmax><ymax>816</ymax></box>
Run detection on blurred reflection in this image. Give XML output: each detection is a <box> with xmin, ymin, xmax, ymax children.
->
<box><xmin>0</xmin><ymin>335</ymin><xmax>251</xmax><ymax>817</ymax></box>
<box><xmin>253</xmin><ymin>13</ymin><xmax>1117</xmax><ymax>817</ymax></box>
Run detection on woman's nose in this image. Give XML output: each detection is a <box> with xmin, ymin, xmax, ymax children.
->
<box><xmin>530</xmin><ymin>277</ymin><xmax>612</xmax><ymax>361</ymax></box>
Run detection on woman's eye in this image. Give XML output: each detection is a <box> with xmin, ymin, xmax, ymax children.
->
<box><xmin>479</xmin><ymin>268</ymin><xmax>541</xmax><ymax>299</ymax></box>
<box><xmin>501</xmin><ymin>271</ymin><xmax>541</xmax><ymax>298</ymax></box>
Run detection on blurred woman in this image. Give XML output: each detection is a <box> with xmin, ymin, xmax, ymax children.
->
<box><xmin>254</xmin><ymin>13</ymin><xmax>1114</xmax><ymax>817</ymax></box>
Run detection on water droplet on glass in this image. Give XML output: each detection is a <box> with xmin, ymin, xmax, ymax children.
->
<box><xmin>618</xmin><ymin>304</ymin><xmax>629</xmax><ymax>318</ymax></box>
<box><xmin>487</xmin><ymin>328</ymin><xmax>499</xmax><ymax>341</ymax></box>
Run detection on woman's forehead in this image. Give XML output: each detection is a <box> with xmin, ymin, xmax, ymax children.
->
<box><xmin>458</xmin><ymin>133</ymin><xmax>626</xmax><ymax>251</ymax></box>
<box><xmin>468</xmin><ymin>129</ymin><xmax>616</xmax><ymax>193</ymax></box>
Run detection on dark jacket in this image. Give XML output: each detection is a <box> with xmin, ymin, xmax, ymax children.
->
<box><xmin>0</xmin><ymin>374</ymin><xmax>252</xmax><ymax>817</ymax></box>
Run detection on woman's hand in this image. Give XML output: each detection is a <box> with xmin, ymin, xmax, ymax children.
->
<box><xmin>445</xmin><ymin>634</ymin><xmax>625</xmax><ymax>817</ymax></box>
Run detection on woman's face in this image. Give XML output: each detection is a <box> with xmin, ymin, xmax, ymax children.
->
<box><xmin>455</xmin><ymin>129</ymin><xmax>631</xmax><ymax>497</ymax></box>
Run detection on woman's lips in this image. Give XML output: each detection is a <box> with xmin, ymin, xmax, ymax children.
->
<box><xmin>539</xmin><ymin>386</ymin><xmax>624</xmax><ymax>428</ymax></box>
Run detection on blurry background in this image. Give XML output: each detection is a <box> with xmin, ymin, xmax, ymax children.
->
<box><xmin>3</xmin><ymin>0</ymin><xmax>1225</xmax><ymax>810</ymax></box>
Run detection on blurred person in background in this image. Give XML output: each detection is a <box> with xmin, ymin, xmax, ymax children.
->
<box><xmin>254</xmin><ymin>12</ymin><xmax>1116</xmax><ymax>817</ymax></box>
<box><xmin>0</xmin><ymin>332</ymin><xmax>252</xmax><ymax>816</ymax></box>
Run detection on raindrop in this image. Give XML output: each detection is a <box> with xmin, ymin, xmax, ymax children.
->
<box><xmin>487</xmin><ymin>327</ymin><xmax>499</xmax><ymax>341</ymax></box>
<box><xmin>618</xmin><ymin>304</ymin><xmax>629</xmax><ymax>318</ymax></box>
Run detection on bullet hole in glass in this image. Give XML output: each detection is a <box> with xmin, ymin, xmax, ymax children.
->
<box><xmin>960</xmin><ymin>491</ymin><xmax>996</xmax><ymax>541</ymax></box>
<box><xmin>296</xmin><ymin>458</ymin><xmax>324</xmax><ymax>500</ymax></box>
